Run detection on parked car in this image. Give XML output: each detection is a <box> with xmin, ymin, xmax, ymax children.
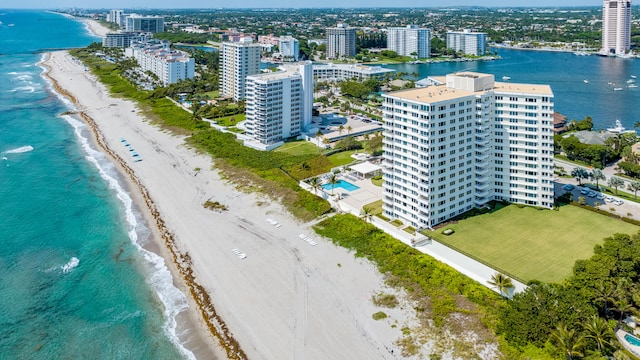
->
<box><xmin>588</xmin><ymin>191</ymin><xmax>597</xmax><ymax>198</ymax></box>
<box><xmin>605</xmin><ymin>196</ymin><xmax>614</xmax><ymax>202</ymax></box>
<box><xmin>614</xmin><ymin>199</ymin><xmax>624</xmax><ymax>206</ymax></box>
<box><xmin>563</xmin><ymin>184</ymin><xmax>575</xmax><ymax>191</ymax></box>
<box><xmin>596</xmin><ymin>193</ymin><xmax>605</xmax><ymax>200</ymax></box>
<box><xmin>580</xmin><ymin>188</ymin><xmax>589</xmax><ymax>195</ymax></box>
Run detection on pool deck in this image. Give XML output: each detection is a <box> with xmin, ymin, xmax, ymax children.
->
<box><xmin>616</xmin><ymin>329</ymin><xmax>640</xmax><ymax>358</ymax></box>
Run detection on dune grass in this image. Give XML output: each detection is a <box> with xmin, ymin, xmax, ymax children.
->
<box><xmin>426</xmin><ymin>204</ymin><xmax>640</xmax><ymax>283</ymax></box>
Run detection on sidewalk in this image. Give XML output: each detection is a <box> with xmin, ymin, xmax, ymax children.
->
<box><xmin>334</xmin><ymin>199</ymin><xmax>527</xmax><ymax>296</ymax></box>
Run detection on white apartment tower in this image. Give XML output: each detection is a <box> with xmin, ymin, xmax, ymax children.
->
<box><xmin>125</xmin><ymin>15</ymin><xmax>165</xmax><ymax>33</ymax></box>
<box><xmin>446</xmin><ymin>30</ymin><xmax>487</xmax><ymax>56</ymax></box>
<box><xmin>602</xmin><ymin>0</ymin><xmax>632</xmax><ymax>55</ymax></box>
<box><xmin>221</xmin><ymin>38</ymin><xmax>261</xmax><ymax>101</ymax></box>
<box><xmin>382</xmin><ymin>72</ymin><xmax>554</xmax><ymax>229</ymax></box>
<box><xmin>279</xmin><ymin>36</ymin><xmax>300</xmax><ymax>60</ymax></box>
<box><xmin>126</xmin><ymin>40</ymin><xmax>195</xmax><ymax>86</ymax></box>
<box><xmin>108</xmin><ymin>10</ymin><xmax>124</xmax><ymax>27</ymax></box>
<box><xmin>386</xmin><ymin>25</ymin><xmax>431</xmax><ymax>58</ymax></box>
<box><xmin>326</xmin><ymin>23</ymin><xmax>357</xmax><ymax>59</ymax></box>
<box><xmin>245</xmin><ymin>62</ymin><xmax>314</xmax><ymax>148</ymax></box>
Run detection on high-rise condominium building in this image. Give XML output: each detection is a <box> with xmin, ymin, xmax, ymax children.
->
<box><xmin>102</xmin><ymin>32</ymin><xmax>152</xmax><ymax>48</ymax></box>
<box><xmin>221</xmin><ymin>38</ymin><xmax>261</xmax><ymax>101</ymax></box>
<box><xmin>108</xmin><ymin>10</ymin><xmax>124</xmax><ymax>27</ymax></box>
<box><xmin>279</xmin><ymin>36</ymin><xmax>299</xmax><ymax>60</ymax></box>
<box><xmin>125</xmin><ymin>15</ymin><xmax>165</xmax><ymax>33</ymax></box>
<box><xmin>382</xmin><ymin>72</ymin><xmax>554</xmax><ymax>229</ymax></box>
<box><xmin>386</xmin><ymin>25</ymin><xmax>431</xmax><ymax>58</ymax></box>
<box><xmin>326</xmin><ymin>23</ymin><xmax>357</xmax><ymax>59</ymax></box>
<box><xmin>126</xmin><ymin>40</ymin><xmax>195</xmax><ymax>86</ymax></box>
<box><xmin>602</xmin><ymin>0</ymin><xmax>632</xmax><ymax>55</ymax></box>
<box><xmin>446</xmin><ymin>30</ymin><xmax>487</xmax><ymax>56</ymax></box>
<box><xmin>244</xmin><ymin>62</ymin><xmax>314</xmax><ymax>149</ymax></box>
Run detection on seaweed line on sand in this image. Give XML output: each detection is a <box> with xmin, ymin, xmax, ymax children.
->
<box><xmin>42</xmin><ymin>53</ymin><xmax>248</xmax><ymax>360</ymax></box>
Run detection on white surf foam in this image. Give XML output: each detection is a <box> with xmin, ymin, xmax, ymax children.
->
<box><xmin>9</xmin><ymin>85</ymin><xmax>36</xmax><ymax>93</ymax></box>
<box><xmin>61</xmin><ymin>257</ymin><xmax>79</xmax><ymax>273</ymax></box>
<box><xmin>61</xmin><ymin>114</ymin><xmax>196</xmax><ymax>360</ymax></box>
<box><xmin>3</xmin><ymin>145</ymin><xmax>34</xmax><ymax>154</ymax></box>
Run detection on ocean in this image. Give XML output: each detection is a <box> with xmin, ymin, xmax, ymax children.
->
<box><xmin>383</xmin><ymin>48</ymin><xmax>640</xmax><ymax>131</ymax></box>
<box><xmin>0</xmin><ymin>10</ymin><xmax>193</xmax><ymax>359</ymax></box>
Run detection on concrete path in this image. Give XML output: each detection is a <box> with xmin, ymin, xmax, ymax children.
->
<box><xmin>333</xmin><ymin>199</ymin><xmax>527</xmax><ymax>296</ymax></box>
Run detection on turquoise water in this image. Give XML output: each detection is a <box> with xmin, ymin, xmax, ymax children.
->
<box><xmin>383</xmin><ymin>48</ymin><xmax>640</xmax><ymax>131</ymax></box>
<box><xmin>323</xmin><ymin>179</ymin><xmax>360</xmax><ymax>191</ymax></box>
<box><xmin>626</xmin><ymin>334</ymin><xmax>640</xmax><ymax>347</ymax></box>
<box><xmin>0</xmin><ymin>10</ymin><xmax>191</xmax><ymax>359</ymax></box>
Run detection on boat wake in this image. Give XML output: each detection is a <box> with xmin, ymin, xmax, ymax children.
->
<box><xmin>61</xmin><ymin>257</ymin><xmax>79</xmax><ymax>273</ymax></box>
<box><xmin>3</xmin><ymin>145</ymin><xmax>34</xmax><ymax>154</ymax></box>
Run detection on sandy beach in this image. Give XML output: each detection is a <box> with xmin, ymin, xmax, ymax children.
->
<box><xmin>43</xmin><ymin>29</ymin><xmax>417</xmax><ymax>360</ymax></box>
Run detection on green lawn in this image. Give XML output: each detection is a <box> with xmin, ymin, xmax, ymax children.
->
<box><xmin>211</xmin><ymin>113</ymin><xmax>245</xmax><ymax>127</ymax></box>
<box><xmin>274</xmin><ymin>140</ymin><xmax>321</xmax><ymax>156</ymax></box>
<box><xmin>327</xmin><ymin>150</ymin><xmax>357</xmax><ymax>166</ymax></box>
<box><xmin>364</xmin><ymin>199</ymin><xmax>383</xmax><ymax>215</ymax></box>
<box><xmin>426</xmin><ymin>204</ymin><xmax>640</xmax><ymax>284</ymax></box>
<box><xmin>203</xmin><ymin>90</ymin><xmax>219</xmax><ymax>99</ymax></box>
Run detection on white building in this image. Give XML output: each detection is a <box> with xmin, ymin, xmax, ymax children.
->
<box><xmin>103</xmin><ymin>32</ymin><xmax>151</xmax><ymax>48</ymax></box>
<box><xmin>125</xmin><ymin>15</ymin><xmax>165</xmax><ymax>33</ymax></box>
<box><xmin>221</xmin><ymin>38</ymin><xmax>261</xmax><ymax>101</ymax></box>
<box><xmin>313</xmin><ymin>63</ymin><xmax>395</xmax><ymax>82</ymax></box>
<box><xmin>382</xmin><ymin>72</ymin><xmax>554</xmax><ymax>229</ymax></box>
<box><xmin>386</xmin><ymin>25</ymin><xmax>431</xmax><ymax>58</ymax></box>
<box><xmin>127</xmin><ymin>40</ymin><xmax>195</xmax><ymax>85</ymax></box>
<box><xmin>326</xmin><ymin>23</ymin><xmax>357</xmax><ymax>59</ymax></box>
<box><xmin>279</xmin><ymin>36</ymin><xmax>299</xmax><ymax>60</ymax></box>
<box><xmin>108</xmin><ymin>9</ymin><xmax>125</xmax><ymax>27</ymax></box>
<box><xmin>244</xmin><ymin>62</ymin><xmax>314</xmax><ymax>150</ymax></box>
<box><xmin>446</xmin><ymin>30</ymin><xmax>487</xmax><ymax>56</ymax></box>
<box><xmin>602</xmin><ymin>0</ymin><xmax>632</xmax><ymax>55</ymax></box>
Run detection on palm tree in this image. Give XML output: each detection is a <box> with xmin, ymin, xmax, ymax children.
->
<box><xmin>628</xmin><ymin>181</ymin><xmax>640</xmax><ymax>200</ymax></box>
<box><xmin>346</xmin><ymin>125</ymin><xmax>352</xmax><ymax>135</ymax></box>
<box><xmin>487</xmin><ymin>272</ymin><xmax>514</xmax><ymax>299</ymax></box>
<box><xmin>608</xmin><ymin>177</ymin><xmax>624</xmax><ymax>195</ymax></box>
<box><xmin>328</xmin><ymin>173</ymin><xmax>339</xmax><ymax>195</ymax></box>
<box><xmin>308</xmin><ymin>177</ymin><xmax>321</xmax><ymax>195</ymax></box>
<box><xmin>551</xmin><ymin>324</ymin><xmax>587</xmax><ymax>360</ymax></box>
<box><xmin>583</xmin><ymin>315</ymin><xmax>612</xmax><ymax>354</ymax></box>
<box><xmin>590</xmin><ymin>169</ymin><xmax>606</xmax><ymax>189</ymax></box>
<box><xmin>360</xmin><ymin>206</ymin><xmax>373</xmax><ymax>222</ymax></box>
<box><xmin>571</xmin><ymin>167</ymin><xmax>589</xmax><ymax>185</ymax></box>
<box><xmin>338</xmin><ymin>125</ymin><xmax>344</xmax><ymax>136</ymax></box>
<box><xmin>593</xmin><ymin>280</ymin><xmax>616</xmax><ymax>319</ymax></box>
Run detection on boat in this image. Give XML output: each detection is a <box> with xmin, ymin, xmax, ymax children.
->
<box><xmin>614</xmin><ymin>87</ymin><xmax>623</xmax><ymax>91</ymax></box>
<box><xmin>502</xmin><ymin>76</ymin><xmax>511</xmax><ymax>81</ymax></box>
<box><xmin>629</xmin><ymin>84</ymin><xmax>638</xmax><ymax>88</ymax></box>
<box><xmin>583</xmin><ymin>79</ymin><xmax>589</xmax><ymax>84</ymax></box>
<box><xmin>631</xmin><ymin>75</ymin><xmax>637</xmax><ymax>79</ymax></box>
<box><xmin>607</xmin><ymin>119</ymin><xmax>635</xmax><ymax>134</ymax></box>
<box><xmin>627</xmin><ymin>79</ymin><xmax>635</xmax><ymax>84</ymax></box>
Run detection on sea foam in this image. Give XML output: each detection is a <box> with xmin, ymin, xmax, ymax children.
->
<box><xmin>3</xmin><ymin>145</ymin><xmax>34</xmax><ymax>154</ymax></box>
<box><xmin>61</xmin><ymin>257</ymin><xmax>79</xmax><ymax>273</ymax></box>
<box><xmin>61</xmin><ymin>114</ymin><xmax>196</xmax><ymax>360</ymax></box>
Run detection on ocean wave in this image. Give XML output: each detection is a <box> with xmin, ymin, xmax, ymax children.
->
<box><xmin>61</xmin><ymin>257</ymin><xmax>79</xmax><ymax>274</ymax></box>
<box><xmin>3</xmin><ymin>145</ymin><xmax>34</xmax><ymax>154</ymax></box>
<box><xmin>9</xmin><ymin>85</ymin><xmax>37</xmax><ymax>93</ymax></box>
<box><xmin>61</xmin><ymin>114</ymin><xmax>196</xmax><ymax>360</ymax></box>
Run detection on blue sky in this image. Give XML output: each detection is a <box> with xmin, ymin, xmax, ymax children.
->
<box><xmin>10</xmin><ymin>1</ymin><xmax>605</xmax><ymax>9</ymax></box>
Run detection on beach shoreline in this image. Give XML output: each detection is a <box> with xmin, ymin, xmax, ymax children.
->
<box><xmin>43</xmin><ymin>47</ymin><xmax>422</xmax><ymax>359</ymax></box>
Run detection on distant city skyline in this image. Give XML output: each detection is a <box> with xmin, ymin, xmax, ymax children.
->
<box><xmin>6</xmin><ymin>0</ymin><xmax>607</xmax><ymax>9</ymax></box>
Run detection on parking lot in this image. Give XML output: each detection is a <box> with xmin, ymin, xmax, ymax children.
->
<box><xmin>554</xmin><ymin>182</ymin><xmax>639</xmax><ymax>218</ymax></box>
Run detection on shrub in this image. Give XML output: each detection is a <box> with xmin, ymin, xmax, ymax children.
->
<box><xmin>372</xmin><ymin>293</ymin><xmax>399</xmax><ymax>308</ymax></box>
<box><xmin>372</xmin><ymin>311</ymin><xmax>388</xmax><ymax>320</ymax></box>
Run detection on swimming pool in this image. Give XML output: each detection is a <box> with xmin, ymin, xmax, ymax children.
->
<box><xmin>626</xmin><ymin>334</ymin><xmax>640</xmax><ymax>347</ymax></box>
<box><xmin>322</xmin><ymin>179</ymin><xmax>360</xmax><ymax>192</ymax></box>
